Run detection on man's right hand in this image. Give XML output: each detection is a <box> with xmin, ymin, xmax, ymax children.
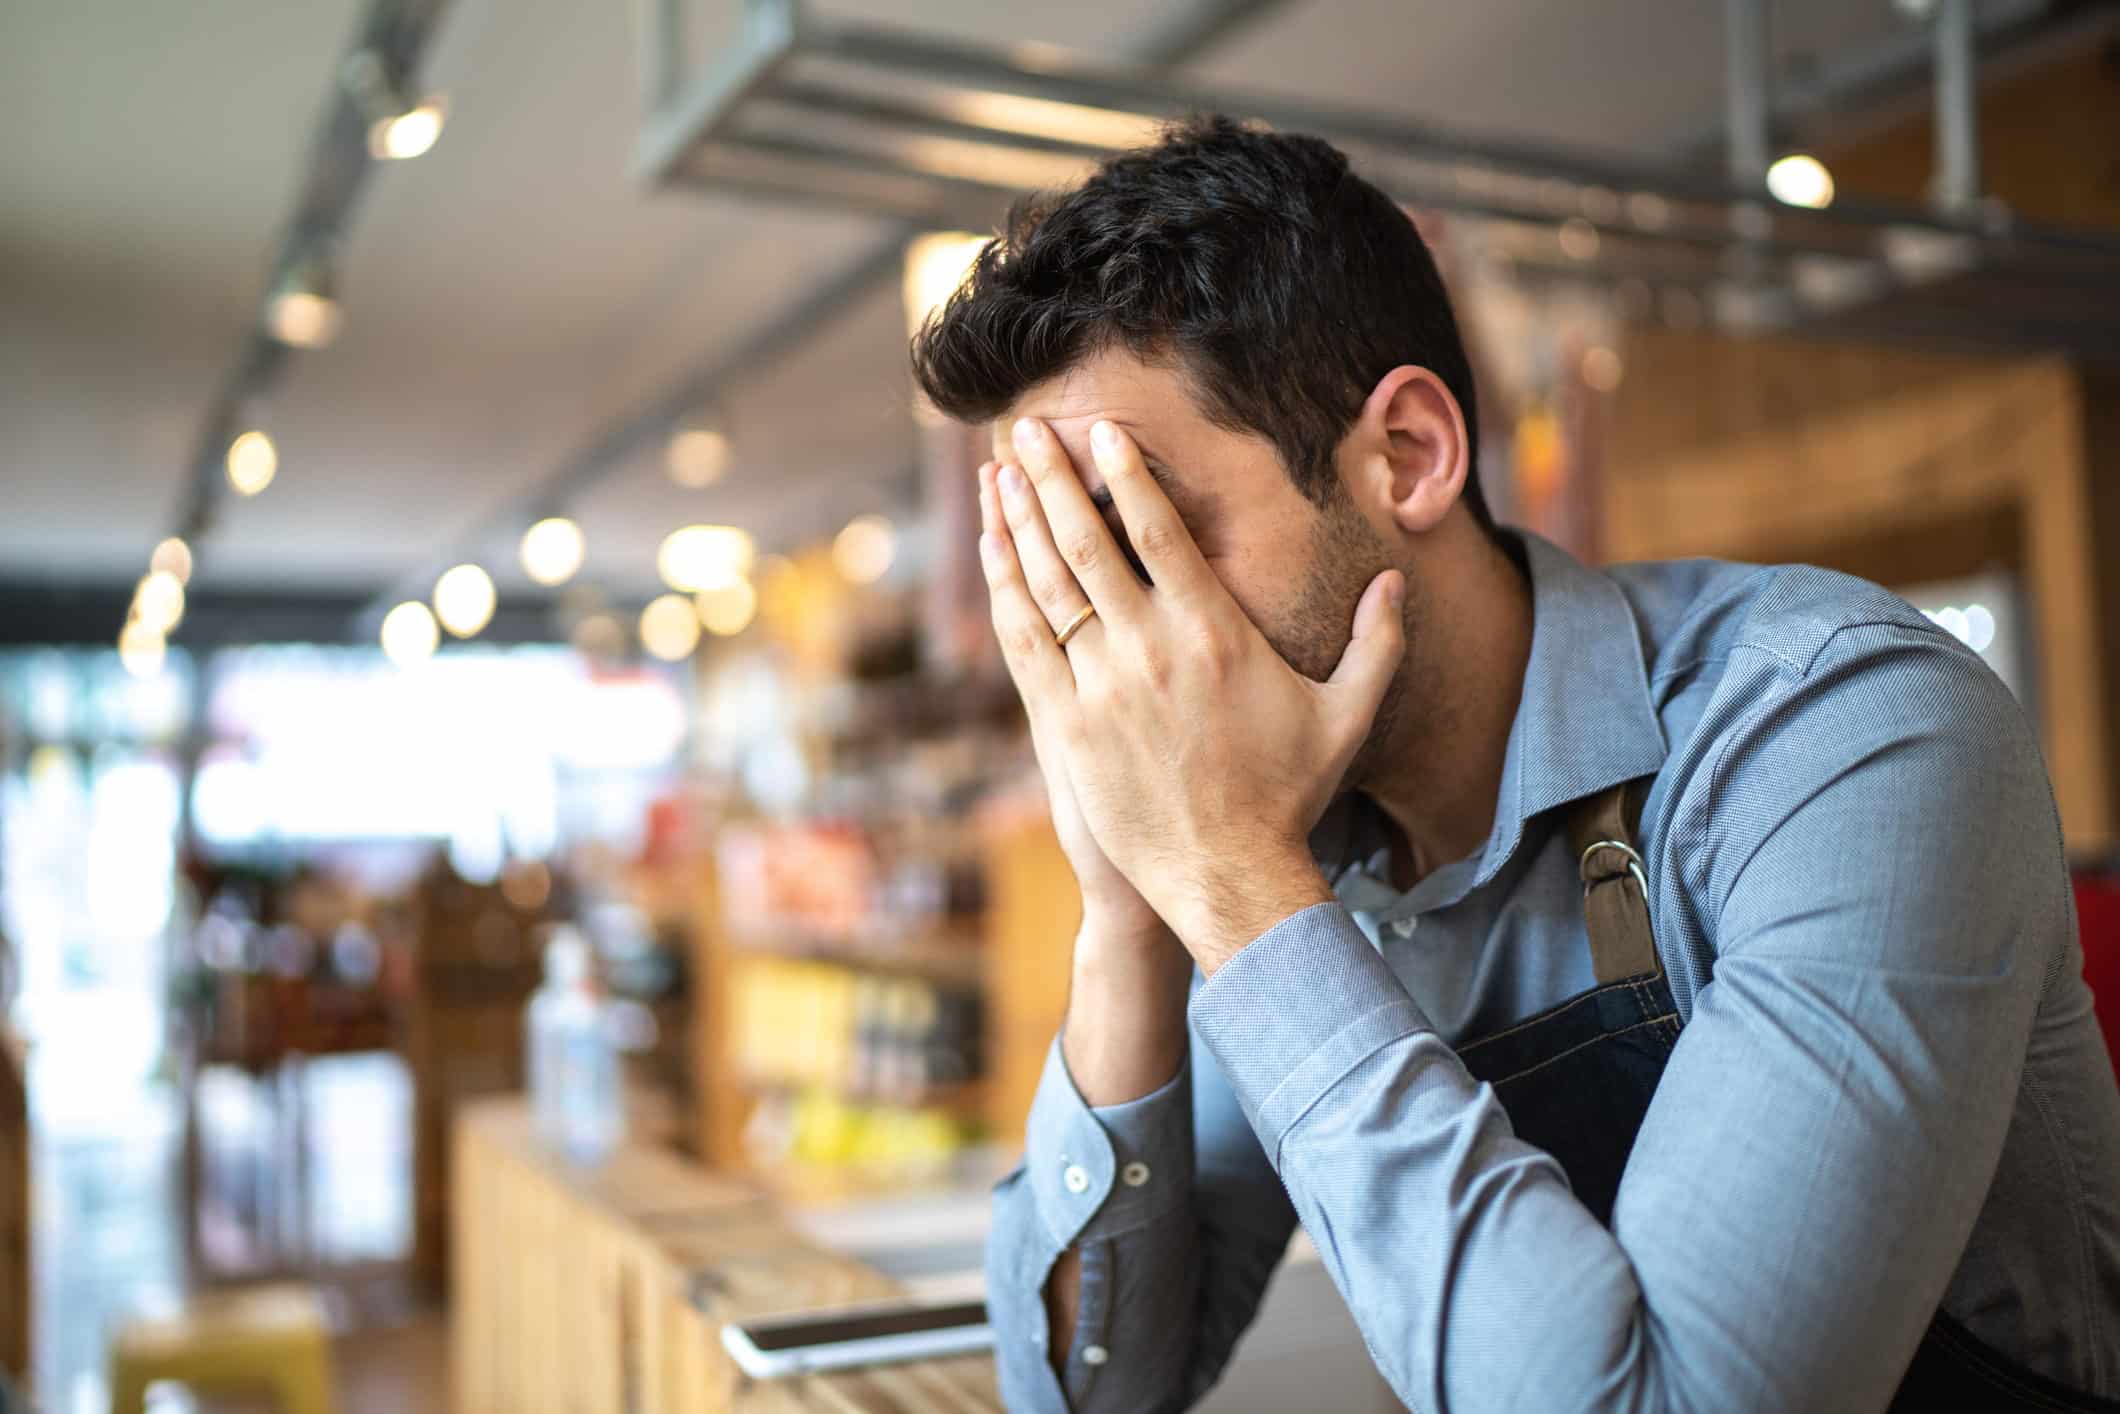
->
<box><xmin>982</xmin><ymin>459</ymin><xmax>1194</xmax><ymax>1112</ymax></box>
<box><xmin>981</xmin><ymin>460</ymin><xmax>1165</xmax><ymax>950</ymax></box>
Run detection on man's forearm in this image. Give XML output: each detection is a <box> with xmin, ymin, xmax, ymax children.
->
<box><xmin>1043</xmin><ymin>915</ymin><xmax>1194</xmax><ymax>1380</ymax></box>
<box><xmin>1061</xmin><ymin>917</ymin><xmax>1194</xmax><ymax>1104</ymax></box>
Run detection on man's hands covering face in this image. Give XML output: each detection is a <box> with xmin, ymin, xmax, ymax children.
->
<box><xmin>977</xmin><ymin>416</ymin><xmax>1406</xmax><ymax>973</ymax></box>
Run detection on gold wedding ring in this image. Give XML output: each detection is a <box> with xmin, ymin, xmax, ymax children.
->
<box><xmin>1053</xmin><ymin>603</ymin><xmax>1098</xmax><ymax>648</ymax></box>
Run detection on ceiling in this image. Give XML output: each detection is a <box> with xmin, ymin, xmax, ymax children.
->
<box><xmin>0</xmin><ymin>0</ymin><xmax>2013</xmax><ymax>611</ymax></box>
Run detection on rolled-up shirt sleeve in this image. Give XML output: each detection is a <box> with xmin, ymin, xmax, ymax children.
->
<box><xmin>988</xmin><ymin>1034</ymin><xmax>1200</xmax><ymax>1412</ymax></box>
<box><xmin>987</xmin><ymin>1013</ymin><xmax>1300</xmax><ymax>1411</ymax></box>
<box><xmin>1187</xmin><ymin>627</ymin><xmax>2067</xmax><ymax>1412</ymax></box>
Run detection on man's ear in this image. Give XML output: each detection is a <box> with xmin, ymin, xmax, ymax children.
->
<box><xmin>1344</xmin><ymin>365</ymin><xmax>1469</xmax><ymax>537</ymax></box>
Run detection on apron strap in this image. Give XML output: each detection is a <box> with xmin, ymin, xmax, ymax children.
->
<box><xmin>1565</xmin><ymin>781</ymin><xmax>1658</xmax><ymax>985</ymax></box>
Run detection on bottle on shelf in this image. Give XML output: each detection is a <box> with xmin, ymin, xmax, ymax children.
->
<box><xmin>526</xmin><ymin>925</ymin><xmax>623</xmax><ymax>1166</ymax></box>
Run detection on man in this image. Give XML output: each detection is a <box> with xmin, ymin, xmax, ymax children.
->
<box><xmin>911</xmin><ymin>116</ymin><xmax>2120</xmax><ymax>1412</ymax></box>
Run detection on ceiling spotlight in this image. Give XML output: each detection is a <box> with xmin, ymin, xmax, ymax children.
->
<box><xmin>639</xmin><ymin>594</ymin><xmax>702</xmax><ymax>661</ymax></box>
<box><xmin>150</xmin><ymin>537</ymin><xmax>193</xmax><ymax>584</ymax></box>
<box><xmin>667</xmin><ymin>421</ymin><xmax>730</xmax><ymax>488</ymax></box>
<box><xmin>344</xmin><ymin>49</ymin><xmax>447</xmax><ymax>161</ymax></box>
<box><xmin>433</xmin><ymin>564</ymin><xmax>497</xmax><ymax>638</ymax></box>
<box><xmin>695</xmin><ymin>578</ymin><xmax>758</xmax><ymax>637</ymax></box>
<box><xmin>1766</xmin><ymin>153</ymin><xmax>1835</xmax><ymax>210</ymax></box>
<box><xmin>226</xmin><ymin>428</ymin><xmax>278</xmax><ymax>496</ymax></box>
<box><xmin>520</xmin><ymin>517</ymin><xmax>586</xmax><ymax>586</ymax></box>
<box><xmin>658</xmin><ymin>524</ymin><xmax>753</xmax><ymax>593</ymax></box>
<box><xmin>265</xmin><ymin>254</ymin><xmax>342</xmax><ymax>349</ymax></box>
<box><xmin>371</xmin><ymin>97</ymin><xmax>447</xmax><ymax>160</ymax></box>
<box><xmin>833</xmin><ymin>515</ymin><xmax>897</xmax><ymax>585</ymax></box>
<box><xmin>380</xmin><ymin>601</ymin><xmax>440</xmax><ymax>666</ymax></box>
<box><xmin>133</xmin><ymin>571</ymin><xmax>186</xmax><ymax>635</ymax></box>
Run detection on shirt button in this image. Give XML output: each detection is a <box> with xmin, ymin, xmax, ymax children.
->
<box><xmin>1120</xmin><ymin>1161</ymin><xmax>1151</xmax><ymax>1187</ymax></box>
<box><xmin>1081</xmin><ymin>1344</ymin><xmax>1109</xmax><ymax>1366</ymax></box>
<box><xmin>1390</xmin><ymin>915</ymin><xmax>1419</xmax><ymax>939</ymax></box>
<box><xmin>1062</xmin><ymin>1164</ymin><xmax>1090</xmax><ymax>1194</ymax></box>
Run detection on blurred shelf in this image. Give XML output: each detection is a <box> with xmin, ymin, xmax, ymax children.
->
<box><xmin>725</xmin><ymin>926</ymin><xmax>987</xmax><ymax>989</ymax></box>
<box><xmin>193</xmin><ymin>1013</ymin><xmax>397</xmax><ymax>1072</ymax></box>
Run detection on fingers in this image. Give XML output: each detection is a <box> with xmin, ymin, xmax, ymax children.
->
<box><xmin>994</xmin><ymin>458</ymin><xmax>1101</xmax><ymax>648</ymax></box>
<box><xmin>977</xmin><ymin>462</ymin><xmax>1077</xmax><ymax>702</ymax></box>
<box><xmin>1086</xmin><ymin>420</ymin><xmax>1214</xmax><ymax>596</ymax></box>
<box><xmin>1009</xmin><ymin>418</ymin><xmax>1145</xmax><ymax>619</ymax></box>
<box><xmin>1323</xmin><ymin>569</ymin><xmax>1406</xmax><ymax>740</ymax></box>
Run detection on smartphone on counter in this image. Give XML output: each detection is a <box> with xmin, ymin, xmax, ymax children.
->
<box><xmin>719</xmin><ymin>1299</ymin><xmax>992</xmax><ymax>1379</ymax></box>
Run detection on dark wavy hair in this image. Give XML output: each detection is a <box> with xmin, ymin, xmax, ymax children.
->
<box><xmin>910</xmin><ymin>115</ymin><xmax>1487</xmax><ymax>526</ymax></box>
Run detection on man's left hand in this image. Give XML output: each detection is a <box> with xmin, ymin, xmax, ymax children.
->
<box><xmin>978</xmin><ymin>416</ymin><xmax>1405</xmax><ymax>973</ymax></box>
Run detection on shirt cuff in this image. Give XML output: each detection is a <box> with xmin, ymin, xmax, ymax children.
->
<box><xmin>1189</xmin><ymin>901</ymin><xmax>1434</xmax><ymax>1162</ymax></box>
<box><xmin>1022</xmin><ymin>1032</ymin><xmax>1195</xmax><ymax>1249</ymax></box>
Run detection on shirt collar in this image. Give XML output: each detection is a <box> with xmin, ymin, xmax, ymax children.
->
<box><xmin>1311</xmin><ymin>528</ymin><xmax>1667</xmax><ymax>903</ymax></box>
<box><xmin>1485</xmin><ymin>529</ymin><xmax>1667</xmax><ymax>880</ymax></box>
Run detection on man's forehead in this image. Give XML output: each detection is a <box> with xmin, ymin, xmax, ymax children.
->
<box><xmin>991</xmin><ymin>362</ymin><xmax>1210</xmax><ymax>506</ymax></box>
<box><xmin>988</xmin><ymin>413</ymin><xmax>1181</xmax><ymax>510</ymax></box>
<box><xmin>994</xmin><ymin>374</ymin><xmax>1168</xmax><ymax>449</ymax></box>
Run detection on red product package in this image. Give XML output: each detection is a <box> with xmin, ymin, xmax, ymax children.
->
<box><xmin>2072</xmin><ymin>870</ymin><xmax>2120</xmax><ymax>1086</ymax></box>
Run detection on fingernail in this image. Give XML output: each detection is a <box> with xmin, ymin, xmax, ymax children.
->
<box><xmin>1387</xmin><ymin>574</ymin><xmax>1406</xmax><ymax>607</ymax></box>
<box><xmin>1013</xmin><ymin>417</ymin><xmax>1039</xmax><ymax>447</ymax></box>
<box><xmin>999</xmin><ymin>463</ymin><xmax>1026</xmax><ymax>497</ymax></box>
<box><xmin>1091</xmin><ymin>421</ymin><xmax>1117</xmax><ymax>453</ymax></box>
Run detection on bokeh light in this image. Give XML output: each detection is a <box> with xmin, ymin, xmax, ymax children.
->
<box><xmin>695</xmin><ymin>578</ymin><xmax>758</xmax><ymax>637</ymax></box>
<box><xmin>519</xmin><ymin>517</ymin><xmax>585</xmax><ymax>586</ymax></box>
<box><xmin>658</xmin><ymin>525</ymin><xmax>753</xmax><ymax>593</ymax></box>
<box><xmin>832</xmin><ymin>515</ymin><xmax>896</xmax><ymax>585</ymax></box>
<box><xmin>640</xmin><ymin>593</ymin><xmax>702</xmax><ymax>661</ymax></box>
<box><xmin>226</xmin><ymin>429</ymin><xmax>278</xmax><ymax>496</ymax></box>
<box><xmin>433</xmin><ymin>564</ymin><xmax>497</xmax><ymax>638</ymax></box>
<box><xmin>381</xmin><ymin>601</ymin><xmax>441</xmax><ymax>666</ymax></box>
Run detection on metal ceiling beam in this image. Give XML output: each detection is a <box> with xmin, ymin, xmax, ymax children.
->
<box><xmin>1934</xmin><ymin>0</ymin><xmax>1983</xmax><ymax>214</ymax></box>
<box><xmin>623</xmin><ymin>0</ymin><xmax>2120</xmax><ymax>365</ymax></box>
<box><xmin>1724</xmin><ymin>0</ymin><xmax>1772</xmax><ymax>190</ymax></box>
<box><xmin>1663</xmin><ymin>0</ymin><xmax>2062</xmax><ymax>166</ymax></box>
<box><xmin>636</xmin><ymin>0</ymin><xmax>800</xmax><ymax>188</ymax></box>
<box><xmin>675</xmin><ymin>9</ymin><xmax>2113</xmax><ymax>256</ymax></box>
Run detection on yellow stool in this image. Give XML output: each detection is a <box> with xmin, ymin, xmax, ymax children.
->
<box><xmin>108</xmin><ymin>1283</ymin><xmax>337</xmax><ymax>1414</ymax></box>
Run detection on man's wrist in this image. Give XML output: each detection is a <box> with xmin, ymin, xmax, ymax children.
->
<box><xmin>1168</xmin><ymin>848</ymin><xmax>1334</xmax><ymax>976</ymax></box>
<box><xmin>1076</xmin><ymin>896</ymin><xmax>1171</xmax><ymax>953</ymax></box>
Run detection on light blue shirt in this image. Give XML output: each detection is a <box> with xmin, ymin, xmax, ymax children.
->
<box><xmin>986</xmin><ymin>530</ymin><xmax>2120</xmax><ymax>1412</ymax></box>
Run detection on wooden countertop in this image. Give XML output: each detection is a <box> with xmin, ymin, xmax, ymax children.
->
<box><xmin>450</xmin><ymin>1099</ymin><xmax>1001</xmax><ymax>1413</ymax></box>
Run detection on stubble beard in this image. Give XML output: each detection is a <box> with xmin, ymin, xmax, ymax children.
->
<box><xmin>1270</xmin><ymin>496</ymin><xmax>1423</xmax><ymax>802</ymax></box>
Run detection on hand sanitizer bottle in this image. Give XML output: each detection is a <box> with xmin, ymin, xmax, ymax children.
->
<box><xmin>527</xmin><ymin>926</ymin><xmax>621</xmax><ymax>1165</ymax></box>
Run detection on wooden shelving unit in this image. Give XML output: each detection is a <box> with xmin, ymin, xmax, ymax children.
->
<box><xmin>679</xmin><ymin>808</ymin><xmax>1077</xmax><ymax>1182</ymax></box>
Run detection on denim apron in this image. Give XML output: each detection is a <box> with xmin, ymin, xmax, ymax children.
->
<box><xmin>1449</xmin><ymin>781</ymin><xmax>2120</xmax><ymax>1412</ymax></box>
